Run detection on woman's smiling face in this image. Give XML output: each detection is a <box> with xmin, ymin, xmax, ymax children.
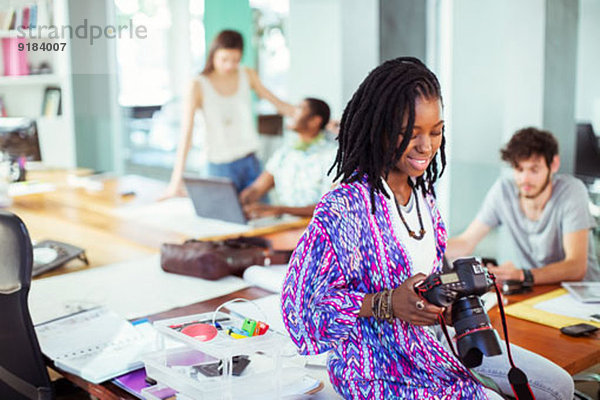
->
<box><xmin>394</xmin><ymin>96</ymin><xmax>444</xmax><ymax>178</ymax></box>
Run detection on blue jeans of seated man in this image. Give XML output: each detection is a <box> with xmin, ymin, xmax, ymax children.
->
<box><xmin>433</xmin><ymin>326</ymin><xmax>574</xmax><ymax>400</ymax></box>
<box><xmin>206</xmin><ymin>153</ymin><xmax>261</xmax><ymax>193</ymax></box>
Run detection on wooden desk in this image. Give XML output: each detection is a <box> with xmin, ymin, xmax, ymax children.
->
<box><xmin>489</xmin><ymin>285</ymin><xmax>600</xmax><ymax>375</ymax></box>
<box><xmin>56</xmin><ymin>282</ymin><xmax>600</xmax><ymax>399</ymax></box>
<box><xmin>12</xmin><ymin>173</ymin><xmax>597</xmax><ymax>394</ymax></box>
<box><xmin>7</xmin><ymin>171</ymin><xmax>176</xmax><ymax>273</ymax></box>
<box><xmin>6</xmin><ymin>170</ymin><xmax>308</xmax><ymax>398</ymax></box>
<box><xmin>150</xmin><ymin>285</ymin><xmax>600</xmax><ymax>377</ymax></box>
<box><xmin>7</xmin><ymin>170</ymin><xmax>308</xmax><ymax>277</ymax></box>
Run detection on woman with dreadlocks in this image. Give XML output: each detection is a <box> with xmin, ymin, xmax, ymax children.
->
<box><xmin>280</xmin><ymin>57</ymin><xmax>492</xmax><ymax>399</ymax></box>
<box><xmin>280</xmin><ymin>58</ymin><xmax>572</xmax><ymax>399</ymax></box>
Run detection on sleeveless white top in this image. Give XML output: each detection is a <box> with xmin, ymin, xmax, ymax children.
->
<box><xmin>196</xmin><ymin>68</ymin><xmax>260</xmax><ymax>163</ymax></box>
<box><xmin>381</xmin><ymin>179</ymin><xmax>436</xmax><ymax>276</ymax></box>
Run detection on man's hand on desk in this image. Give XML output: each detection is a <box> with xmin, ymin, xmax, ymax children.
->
<box><xmin>487</xmin><ymin>261</ymin><xmax>524</xmax><ymax>285</ymax></box>
<box><xmin>239</xmin><ymin>186</ymin><xmax>261</xmax><ymax>206</ymax></box>
<box><xmin>243</xmin><ymin>202</ymin><xmax>282</xmax><ymax>219</ymax></box>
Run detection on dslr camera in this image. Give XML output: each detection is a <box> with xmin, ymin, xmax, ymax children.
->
<box><xmin>414</xmin><ymin>257</ymin><xmax>502</xmax><ymax>368</ymax></box>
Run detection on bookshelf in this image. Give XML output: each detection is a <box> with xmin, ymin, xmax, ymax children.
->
<box><xmin>0</xmin><ymin>0</ymin><xmax>76</xmax><ymax>168</ymax></box>
<box><xmin>0</xmin><ymin>74</ymin><xmax>60</xmax><ymax>86</ymax></box>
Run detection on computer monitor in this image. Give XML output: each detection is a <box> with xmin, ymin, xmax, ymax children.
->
<box><xmin>574</xmin><ymin>122</ymin><xmax>600</xmax><ymax>182</ymax></box>
<box><xmin>0</xmin><ymin>117</ymin><xmax>42</xmax><ymax>162</ymax></box>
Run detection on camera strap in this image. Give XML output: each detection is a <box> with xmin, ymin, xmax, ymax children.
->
<box><xmin>436</xmin><ymin>282</ymin><xmax>536</xmax><ymax>400</ymax></box>
<box><xmin>437</xmin><ymin>314</ymin><xmax>504</xmax><ymax>395</ymax></box>
<box><xmin>491</xmin><ymin>280</ymin><xmax>536</xmax><ymax>400</ymax></box>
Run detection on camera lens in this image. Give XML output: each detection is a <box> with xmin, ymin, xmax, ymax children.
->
<box><xmin>451</xmin><ymin>296</ymin><xmax>502</xmax><ymax>368</ymax></box>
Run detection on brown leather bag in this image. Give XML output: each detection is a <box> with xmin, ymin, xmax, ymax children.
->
<box><xmin>160</xmin><ymin>236</ymin><xmax>291</xmax><ymax>280</ymax></box>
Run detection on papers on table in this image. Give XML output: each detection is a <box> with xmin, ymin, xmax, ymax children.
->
<box><xmin>534</xmin><ymin>292</ymin><xmax>600</xmax><ymax>322</ymax></box>
<box><xmin>111</xmin><ymin>197</ymin><xmax>251</xmax><ymax>238</ymax></box>
<box><xmin>29</xmin><ymin>255</ymin><xmax>249</xmax><ymax>325</ymax></box>
<box><xmin>505</xmin><ymin>288</ymin><xmax>600</xmax><ymax>329</ymax></box>
<box><xmin>35</xmin><ymin>307</ymin><xmax>157</xmax><ymax>384</ymax></box>
<box><xmin>9</xmin><ymin>180</ymin><xmax>56</xmax><ymax>196</ymax></box>
<box><xmin>242</xmin><ymin>264</ymin><xmax>288</xmax><ymax>293</ymax></box>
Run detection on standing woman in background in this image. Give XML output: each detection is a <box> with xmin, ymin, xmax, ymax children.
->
<box><xmin>163</xmin><ymin>30</ymin><xmax>296</xmax><ymax>198</ymax></box>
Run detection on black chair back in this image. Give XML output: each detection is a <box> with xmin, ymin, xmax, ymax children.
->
<box><xmin>0</xmin><ymin>211</ymin><xmax>53</xmax><ymax>400</ymax></box>
<box><xmin>575</xmin><ymin>123</ymin><xmax>600</xmax><ymax>181</ymax></box>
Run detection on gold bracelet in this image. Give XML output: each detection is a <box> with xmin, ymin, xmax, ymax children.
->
<box><xmin>387</xmin><ymin>288</ymin><xmax>395</xmax><ymax>322</ymax></box>
<box><xmin>371</xmin><ymin>291</ymin><xmax>381</xmax><ymax>320</ymax></box>
<box><xmin>371</xmin><ymin>289</ymin><xmax>396</xmax><ymax>323</ymax></box>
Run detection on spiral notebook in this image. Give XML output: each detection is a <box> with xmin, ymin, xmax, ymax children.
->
<box><xmin>35</xmin><ymin>307</ymin><xmax>157</xmax><ymax>384</ymax></box>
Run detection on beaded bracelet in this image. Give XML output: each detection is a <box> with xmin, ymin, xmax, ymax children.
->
<box><xmin>371</xmin><ymin>288</ymin><xmax>395</xmax><ymax>322</ymax></box>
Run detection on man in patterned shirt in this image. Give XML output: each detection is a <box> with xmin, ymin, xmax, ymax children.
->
<box><xmin>239</xmin><ymin>97</ymin><xmax>336</xmax><ymax>218</ymax></box>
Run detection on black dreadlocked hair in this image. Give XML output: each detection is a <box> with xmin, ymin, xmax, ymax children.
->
<box><xmin>330</xmin><ymin>57</ymin><xmax>446</xmax><ymax>213</ymax></box>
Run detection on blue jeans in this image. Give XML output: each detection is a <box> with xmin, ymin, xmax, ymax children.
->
<box><xmin>206</xmin><ymin>153</ymin><xmax>261</xmax><ymax>193</ymax></box>
<box><xmin>434</xmin><ymin>326</ymin><xmax>574</xmax><ymax>400</ymax></box>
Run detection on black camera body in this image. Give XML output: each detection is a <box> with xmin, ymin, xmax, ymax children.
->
<box><xmin>415</xmin><ymin>257</ymin><xmax>493</xmax><ymax>307</ymax></box>
<box><xmin>415</xmin><ymin>257</ymin><xmax>502</xmax><ymax>368</ymax></box>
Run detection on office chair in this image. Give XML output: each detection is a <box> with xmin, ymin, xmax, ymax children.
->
<box><xmin>0</xmin><ymin>211</ymin><xmax>53</xmax><ymax>400</ymax></box>
<box><xmin>575</xmin><ymin>123</ymin><xmax>600</xmax><ymax>181</ymax></box>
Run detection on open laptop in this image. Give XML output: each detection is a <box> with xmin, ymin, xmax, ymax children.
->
<box><xmin>183</xmin><ymin>176</ymin><xmax>299</xmax><ymax>227</ymax></box>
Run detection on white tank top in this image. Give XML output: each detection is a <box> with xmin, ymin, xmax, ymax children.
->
<box><xmin>196</xmin><ymin>68</ymin><xmax>259</xmax><ymax>163</ymax></box>
<box><xmin>381</xmin><ymin>179</ymin><xmax>436</xmax><ymax>276</ymax></box>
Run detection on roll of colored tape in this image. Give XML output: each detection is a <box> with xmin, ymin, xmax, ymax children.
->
<box><xmin>181</xmin><ymin>323</ymin><xmax>218</xmax><ymax>342</ymax></box>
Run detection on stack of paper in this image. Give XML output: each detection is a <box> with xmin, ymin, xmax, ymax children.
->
<box><xmin>29</xmin><ymin>255</ymin><xmax>248</xmax><ymax>325</ymax></box>
<box><xmin>242</xmin><ymin>264</ymin><xmax>288</xmax><ymax>293</ymax></box>
<box><xmin>35</xmin><ymin>307</ymin><xmax>157</xmax><ymax>384</ymax></box>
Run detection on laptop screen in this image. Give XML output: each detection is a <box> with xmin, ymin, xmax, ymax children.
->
<box><xmin>183</xmin><ymin>176</ymin><xmax>247</xmax><ymax>225</ymax></box>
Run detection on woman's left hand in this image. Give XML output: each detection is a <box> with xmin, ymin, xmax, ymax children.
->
<box><xmin>392</xmin><ymin>273</ymin><xmax>445</xmax><ymax>326</ymax></box>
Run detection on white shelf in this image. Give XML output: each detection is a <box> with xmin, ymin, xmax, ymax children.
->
<box><xmin>0</xmin><ymin>29</ymin><xmax>53</xmax><ymax>39</ymax></box>
<box><xmin>0</xmin><ymin>30</ymin><xmax>22</xmax><ymax>39</ymax></box>
<box><xmin>0</xmin><ymin>74</ymin><xmax>61</xmax><ymax>86</ymax></box>
<box><xmin>0</xmin><ymin>0</ymin><xmax>75</xmax><ymax>168</ymax></box>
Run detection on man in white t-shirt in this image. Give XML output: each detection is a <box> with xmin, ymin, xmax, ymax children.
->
<box><xmin>447</xmin><ymin>127</ymin><xmax>599</xmax><ymax>286</ymax></box>
<box><xmin>239</xmin><ymin>98</ymin><xmax>336</xmax><ymax>218</ymax></box>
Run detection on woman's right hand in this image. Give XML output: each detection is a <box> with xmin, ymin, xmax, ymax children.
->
<box><xmin>392</xmin><ymin>273</ymin><xmax>445</xmax><ymax>326</ymax></box>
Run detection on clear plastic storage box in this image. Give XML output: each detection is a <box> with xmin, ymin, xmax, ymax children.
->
<box><xmin>143</xmin><ymin>310</ymin><xmax>317</xmax><ymax>399</ymax></box>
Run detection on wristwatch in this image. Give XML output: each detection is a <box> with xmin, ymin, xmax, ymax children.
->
<box><xmin>521</xmin><ymin>268</ymin><xmax>534</xmax><ymax>288</ymax></box>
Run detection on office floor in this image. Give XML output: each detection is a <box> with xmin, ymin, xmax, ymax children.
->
<box><xmin>575</xmin><ymin>363</ymin><xmax>600</xmax><ymax>399</ymax></box>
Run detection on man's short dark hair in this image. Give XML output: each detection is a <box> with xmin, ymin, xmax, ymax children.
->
<box><xmin>500</xmin><ymin>127</ymin><xmax>559</xmax><ymax>168</ymax></box>
<box><xmin>305</xmin><ymin>98</ymin><xmax>330</xmax><ymax>130</ymax></box>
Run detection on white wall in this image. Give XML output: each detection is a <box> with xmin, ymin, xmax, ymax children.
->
<box><xmin>288</xmin><ymin>0</ymin><xmax>378</xmax><ymax>118</ymax></box>
<box><xmin>449</xmin><ymin>0</ymin><xmax>545</xmax><ymax>164</ymax></box>
<box><xmin>575</xmin><ymin>0</ymin><xmax>600</xmax><ymax>131</ymax></box>
<box><xmin>341</xmin><ymin>0</ymin><xmax>379</xmax><ymax>106</ymax></box>
<box><xmin>446</xmin><ymin>0</ymin><xmax>546</xmax><ymax>256</ymax></box>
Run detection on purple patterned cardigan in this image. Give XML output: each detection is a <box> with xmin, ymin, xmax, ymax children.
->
<box><xmin>281</xmin><ymin>179</ymin><xmax>487</xmax><ymax>399</ymax></box>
